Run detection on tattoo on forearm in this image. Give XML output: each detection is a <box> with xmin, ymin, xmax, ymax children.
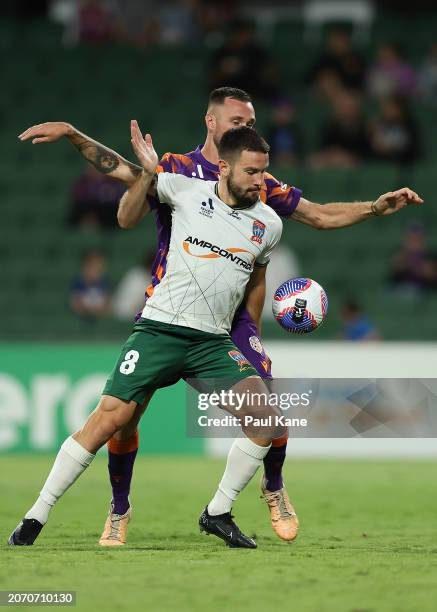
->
<box><xmin>72</xmin><ymin>137</ymin><xmax>142</xmax><ymax>177</ymax></box>
<box><xmin>129</xmin><ymin>164</ymin><xmax>142</xmax><ymax>177</ymax></box>
<box><xmin>93</xmin><ymin>146</ymin><xmax>120</xmax><ymax>173</ymax></box>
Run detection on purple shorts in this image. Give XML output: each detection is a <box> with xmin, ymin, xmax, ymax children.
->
<box><xmin>230</xmin><ymin>307</ymin><xmax>272</xmax><ymax>380</ymax></box>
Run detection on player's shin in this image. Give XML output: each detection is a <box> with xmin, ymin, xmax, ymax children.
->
<box><xmin>262</xmin><ymin>432</ymin><xmax>289</xmax><ymax>492</ymax></box>
<box><xmin>107</xmin><ymin>431</ymin><xmax>139</xmax><ymax>515</ymax></box>
<box><xmin>207</xmin><ymin>436</ymin><xmax>271</xmax><ymax>516</ymax></box>
<box><xmin>25</xmin><ymin>436</ymin><xmax>95</xmax><ymax>524</ymax></box>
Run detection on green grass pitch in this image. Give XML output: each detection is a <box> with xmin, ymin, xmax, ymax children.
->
<box><xmin>1</xmin><ymin>456</ymin><xmax>436</xmax><ymax>612</ymax></box>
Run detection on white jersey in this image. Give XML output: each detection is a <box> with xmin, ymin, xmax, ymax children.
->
<box><xmin>141</xmin><ymin>173</ymin><xmax>283</xmax><ymax>335</ymax></box>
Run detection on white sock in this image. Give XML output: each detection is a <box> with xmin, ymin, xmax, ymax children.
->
<box><xmin>208</xmin><ymin>437</ymin><xmax>271</xmax><ymax>516</ymax></box>
<box><xmin>25</xmin><ymin>436</ymin><xmax>95</xmax><ymax>524</ymax></box>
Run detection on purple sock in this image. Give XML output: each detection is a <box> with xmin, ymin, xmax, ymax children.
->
<box><xmin>263</xmin><ymin>443</ymin><xmax>287</xmax><ymax>492</ymax></box>
<box><xmin>108</xmin><ymin>447</ymin><xmax>138</xmax><ymax>515</ymax></box>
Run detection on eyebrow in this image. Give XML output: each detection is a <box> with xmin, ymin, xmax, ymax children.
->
<box><xmin>244</xmin><ymin>166</ymin><xmax>268</xmax><ymax>172</ymax></box>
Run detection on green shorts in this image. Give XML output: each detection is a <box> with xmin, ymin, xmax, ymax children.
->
<box><xmin>103</xmin><ymin>318</ymin><xmax>258</xmax><ymax>405</ymax></box>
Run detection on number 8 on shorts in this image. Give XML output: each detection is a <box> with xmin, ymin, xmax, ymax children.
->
<box><xmin>119</xmin><ymin>350</ymin><xmax>140</xmax><ymax>375</ymax></box>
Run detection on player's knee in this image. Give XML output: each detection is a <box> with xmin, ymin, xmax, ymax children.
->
<box><xmin>272</xmin><ymin>431</ymin><xmax>289</xmax><ymax>447</ymax></box>
<box><xmin>242</xmin><ymin>404</ymin><xmax>286</xmax><ymax>442</ymax></box>
<box><xmin>113</xmin><ymin>425</ymin><xmax>139</xmax><ymax>442</ymax></box>
<box><xmin>95</xmin><ymin>396</ymin><xmax>137</xmax><ymax>435</ymax></box>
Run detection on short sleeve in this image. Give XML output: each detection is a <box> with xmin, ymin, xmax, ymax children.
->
<box><xmin>256</xmin><ymin>218</ymin><xmax>283</xmax><ymax>266</ymax></box>
<box><xmin>156</xmin><ymin>172</ymin><xmax>194</xmax><ymax>209</ymax></box>
<box><xmin>148</xmin><ymin>152</ymin><xmax>192</xmax><ymax>210</ymax></box>
<box><xmin>262</xmin><ymin>172</ymin><xmax>302</xmax><ymax>218</ymax></box>
<box><xmin>156</xmin><ymin>172</ymin><xmax>177</xmax><ymax>206</ymax></box>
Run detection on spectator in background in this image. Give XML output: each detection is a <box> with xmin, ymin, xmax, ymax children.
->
<box><xmin>112</xmin><ymin>252</ymin><xmax>154</xmax><ymax>321</ymax></box>
<box><xmin>266</xmin><ymin>98</ymin><xmax>304</xmax><ymax>166</ymax></box>
<box><xmin>112</xmin><ymin>0</ymin><xmax>160</xmax><ymax>47</ymax></box>
<box><xmin>419</xmin><ymin>41</ymin><xmax>437</xmax><ymax>106</ymax></box>
<box><xmin>340</xmin><ymin>299</ymin><xmax>380</xmax><ymax>341</ymax></box>
<box><xmin>67</xmin><ymin>165</ymin><xmax>126</xmax><ymax>229</ymax></box>
<box><xmin>367</xmin><ymin>42</ymin><xmax>417</xmax><ymax>99</ymax></box>
<box><xmin>307</xmin><ymin>28</ymin><xmax>367</xmax><ymax>98</ymax></box>
<box><xmin>198</xmin><ymin>0</ymin><xmax>238</xmax><ymax>40</ymax></box>
<box><xmin>368</xmin><ymin>96</ymin><xmax>420</xmax><ymax>165</ymax></box>
<box><xmin>209</xmin><ymin>19</ymin><xmax>280</xmax><ymax>101</ymax></box>
<box><xmin>159</xmin><ymin>0</ymin><xmax>200</xmax><ymax>46</ymax></box>
<box><xmin>389</xmin><ymin>222</ymin><xmax>437</xmax><ymax>296</ymax></box>
<box><xmin>70</xmin><ymin>249</ymin><xmax>111</xmax><ymax>321</ymax></box>
<box><xmin>78</xmin><ymin>0</ymin><xmax>115</xmax><ymax>44</ymax></box>
<box><xmin>310</xmin><ymin>89</ymin><xmax>369</xmax><ymax>168</ymax></box>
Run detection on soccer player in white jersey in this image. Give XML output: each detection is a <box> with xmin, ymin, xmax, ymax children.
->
<box><xmin>18</xmin><ymin>88</ymin><xmax>424</xmax><ymax>546</ymax></box>
<box><xmin>9</xmin><ymin>127</ymin><xmax>289</xmax><ymax>549</ymax></box>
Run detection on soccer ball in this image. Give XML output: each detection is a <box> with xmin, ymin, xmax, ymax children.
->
<box><xmin>272</xmin><ymin>277</ymin><xmax>328</xmax><ymax>334</ymax></box>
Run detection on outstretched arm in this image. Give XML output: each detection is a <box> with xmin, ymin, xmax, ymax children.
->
<box><xmin>117</xmin><ymin>120</ymin><xmax>159</xmax><ymax>229</ymax></box>
<box><xmin>291</xmin><ymin>188</ymin><xmax>424</xmax><ymax>230</ymax></box>
<box><xmin>19</xmin><ymin>122</ymin><xmax>142</xmax><ymax>185</ymax></box>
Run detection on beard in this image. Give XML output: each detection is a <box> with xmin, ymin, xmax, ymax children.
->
<box><xmin>227</xmin><ymin>172</ymin><xmax>260</xmax><ymax>207</ymax></box>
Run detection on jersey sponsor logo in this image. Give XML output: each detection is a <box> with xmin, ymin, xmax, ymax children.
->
<box><xmin>183</xmin><ymin>236</ymin><xmax>254</xmax><ymax>270</ymax></box>
<box><xmin>228</xmin><ymin>350</ymin><xmax>252</xmax><ymax>372</ymax></box>
<box><xmin>251</xmin><ymin>220</ymin><xmax>266</xmax><ymax>244</ymax></box>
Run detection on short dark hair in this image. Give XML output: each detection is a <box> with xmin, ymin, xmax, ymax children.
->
<box><xmin>218</xmin><ymin>126</ymin><xmax>269</xmax><ymax>161</ymax></box>
<box><xmin>208</xmin><ymin>87</ymin><xmax>252</xmax><ymax>107</ymax></box>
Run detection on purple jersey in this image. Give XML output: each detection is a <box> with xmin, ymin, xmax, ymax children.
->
<box><xmin>144</xmin><ymin>145</ymin><xmax>303</xmax><ymax>378</ymax></box>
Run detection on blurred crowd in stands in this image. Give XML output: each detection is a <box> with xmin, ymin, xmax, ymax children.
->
<box><xmin>44</xmin><ymin>2</ymin><xmax>437</xmax><ymax>171</ymax></box>
<box><xmin>9</xmin><ymin>0</ymin><xmax>435</xmax><ymax>329</ymax></box>
<box><xmin>389</xmin><ymin>222</ymin><xmax>437</xmax><ymax>296</ymax></box>
<box><xmin>48</xmin><ymin>0</ymin><xmax>237</xmax><ymax>47</ymax></box>
<box><xmin>211</xmin><ymin>22</ymin><xmax>435</xmax><ymax>169</ymax></box>
<box><xmin>69</xmin><ymin>249</ymin><xmax>153</xmax><ymax>323</ymax></box>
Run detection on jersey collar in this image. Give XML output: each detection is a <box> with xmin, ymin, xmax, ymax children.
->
<box><xmin>193</xmin><ymin>145</ymin><xmax>219</xmax><ymax>174</ymax></box>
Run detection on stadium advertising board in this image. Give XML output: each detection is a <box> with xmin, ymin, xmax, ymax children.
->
<box><xmin>0</xmin><ymin>344</ymin><xmax>202</xmax><ymax>454</ymax></box>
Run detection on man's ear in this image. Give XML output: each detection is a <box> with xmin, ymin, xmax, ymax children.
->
<box><xmin>218</xmin><ymin>159</ymin><xmax>230</xmax><ymax>177</ymax></box>
<box><xmin>205</xmin><ymin>112</ymin><xmax>216</xmax><ymax>132</ymax></box>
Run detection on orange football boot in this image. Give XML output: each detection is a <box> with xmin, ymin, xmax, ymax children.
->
<box><xmin>99</xmin><ymin>505</ymin><xmax>131</xmax><ymax>546</ymax></box>
<box><xmin>261</xmin><ymin>478</ymin><xmax>299</xmax><ymax>541</ymax></box>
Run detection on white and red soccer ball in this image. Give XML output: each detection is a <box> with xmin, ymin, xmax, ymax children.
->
<box><xmin>272</xmin><ymin>278</ymin><xmax>328</xmax><ymax>334</ymax></box>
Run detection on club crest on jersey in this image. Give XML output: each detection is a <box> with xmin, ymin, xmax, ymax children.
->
<box><xmin>251</xmin><ymin>220</ymin><xmax>266</xmax><ymax>244</ymax></box>
<box><xmin>249</xmin><ymin>335</ymin><xmax>264</xmax><ymax>355</ymax></box>
<box><xmin>228</xmin><ymin>350</ymin><xmax>251</xmax><ymax>372</ymax></box>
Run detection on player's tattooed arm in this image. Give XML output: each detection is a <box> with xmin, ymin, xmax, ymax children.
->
<box><xmin>18</xmin><ymin>122</ymin><xmax>142</xmax><ymax>185</ymax></box>
<box><xmin>243</xmin><ymin>265</ymin><xmax>267</xmax><ymax>333</ymax></box>
<box><xmin>70</xmin><ymin>131</ymin><xmax>142</xmax><ymax>182</ymax></box>
<box><xmin>291</xmin><ymin>188</ymin><xmax>423</xmax><ymax>229</ymax></box>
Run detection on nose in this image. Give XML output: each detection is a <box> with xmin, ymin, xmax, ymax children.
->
<box><xmin>253</xmin><ymin>174</ymin><xmax>263</xmax><ymax>189</ymax></box>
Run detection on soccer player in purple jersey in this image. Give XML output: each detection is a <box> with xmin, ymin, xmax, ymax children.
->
<box><xmin>19</xmin><ymin>87</ymin><xmax>423</xmax><ymax>546</ymax></box>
